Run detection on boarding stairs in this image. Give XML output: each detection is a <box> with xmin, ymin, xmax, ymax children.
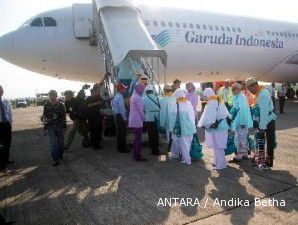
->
<box><xmin>90</xmin><ymin>0</ymin><xmax>167</xmax><ymax>98</ymax></box>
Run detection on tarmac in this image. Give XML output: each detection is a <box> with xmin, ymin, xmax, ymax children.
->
<box><xmin>0</xmin><ymin>100</ymin><xmax>297</xmax><ymax>225</ymax></box>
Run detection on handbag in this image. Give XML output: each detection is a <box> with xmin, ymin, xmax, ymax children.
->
<box><xmin>210</xmin><ymin>118</ymin><xmax>223</xmax><ymax>129</ymax></box>
<box><xmin>210</xmin><ymin>102</ymin><xmax>228</xmax><ymax>128</ymax></box>
<box><xmin>225</xmin><ymin>135</ymin><xmax>237</xmax><ymax>155</ymax></box>
<box><xmin>173</xmin><ymin>103</ymin><xmax>182</xmax><ymax>137</ymax></box>
<box><xmin>190</xmin><ymin>134</ymin><xmax>203</xmax><ymax>160</ymax></box>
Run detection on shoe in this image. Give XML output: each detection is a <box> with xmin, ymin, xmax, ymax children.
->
<box><xmin>52</xmin><ymin>161</ymin><xmax>60</xmax><ymax>166</ymax></box>
<box><xmin>229</xmin><ymin>158</ymin><xmax>241</xmax><ymax>163</ymax></box>
<box><xmin>82</xmin><ymin>143</ymin><xmax>91</xmax><ymax>148</ymax></box>
<box><xmin>265</xmin><ymin>161</ymin><xmax>273</xmax><ymax>168</ymax></box>
<box><xmin>242</xmin><ymin>155</ymin><xmax>249</xmax><ymax>160</ymax></box>
<box><xmin>180</xmin><ymin>161</ymin><xmax>191</xmax><ymax>165</ymax></box>
<box><xmin>94</xmin><ymin>145</ymin><xmax>103</xmax><ymax>150</ymax></box>
<box><xmin>251</xmin><ymin>158</ymin><xmax>257</xmax><ymax>166</ymax></box>
<box><xmin>136</xmin><ymin>157</ymin><xmax>147</xmax><ymax>161</ymax></box>
<box><xmin>0</xmin><ymin>164</ymin><xmax>7</xmax><ymax>172</ymax></box>
<box><xmin>213</xmin><ymin>166</ymin><xmax>227</xmax><ymax>170</ymax></box>
<box><xmin>5</xmin><ymin>222</ymin><xmax>15</xmax><ymax>225</ymax></box>
<box><xmin>6</xmin><ymin>160</ymin><xmax>15</xmax><ymax>164</ymax></box>
<box><xmin>152</xmin><ymin>152</ymin><xmax>161</xmax><ymax>156</ymax></box>
<box><xmin>118</xmin><ymin>149</ymin><xmax>130</xmax><ymax>153</ymax></box>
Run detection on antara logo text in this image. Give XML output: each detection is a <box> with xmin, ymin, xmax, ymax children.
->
<box><xmin>185</xmin><ymin>31</ymin><xmax>284</xmax><ymax>48</ymax></box>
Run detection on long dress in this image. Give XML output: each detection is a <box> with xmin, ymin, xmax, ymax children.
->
<box><xmin>168</xmin><ymin>101</ymin><xmax>196</xmax><ymax>165</ymax></box>
<box><xmin>198</xmin><ymin>99</ymin><xmax>230</xmax><ymax>169</ymax></box>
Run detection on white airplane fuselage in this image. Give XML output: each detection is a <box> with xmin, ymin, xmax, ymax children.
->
<box><xmin>0</xmin><ymin>4</ymin><xmax>297</xmax><ymax>83</ymax></box>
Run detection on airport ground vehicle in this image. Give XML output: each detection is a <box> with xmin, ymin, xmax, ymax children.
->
<box><xmin>15</xmin><ymin>98</ymin><xmax>27</xmax><ymax>108</ymax></box>
<box><xmin>36</xmin><ymin>93</ymin><xmax>49</xmax><ymax>106</ymax></box>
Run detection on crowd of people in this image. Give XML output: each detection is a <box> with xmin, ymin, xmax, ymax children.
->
<box><xmin>0</xmin><ymin>75</ymin><xmax>280</xmax><ymax>170</ymax></box>
<box><xmin>41</xmin><ymin>79</ymin><xmax>109</xmax><ymax>166</ymax></box>
<box><xmin>114</xmin><ymin>76</ymin><xmax>278</xmax><ymax>169</ymax></box>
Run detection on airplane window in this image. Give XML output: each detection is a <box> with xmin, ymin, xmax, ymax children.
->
<box><xmin>196</xmin><ymin>24</ymin><xmax>200</xmax><ymax>29</ymax></box>
<box><xmin>226</xmin><ymin>27</ymin><xmax>231</xmax><ymax>32</ymax></box>
<box><xmin>267</xmin><ymin>31</ymin><xmax>270</xmax><ymax>35</ymax></box>
<box><xmin>284</xmin><ymin>32</ymin><xmax>288</xmax><ymax>37</ymax></box>
<box><xmin>161</xmin><ymin>21</ymin><xmax>165</xmax><ymax>27</ymax></box>
<box><xmin>189</xmin><ymin>23</ymin><xmax>193</xmax><ymax>29</ymax></box>
<box><xmin>288</xmin><ymin>33</ymin><xmax>292</xmax><ymax>38</ymax></box>
<box><xmin>153</xmin><ymin>21</ymin><xmax>158</xmax><ymax>26</ymax></box>
<box><xmin>275</xmin><ymin>31</ymin><xmax>279</xmax><ymax>36</ymax></box>
<box><xmin>291</xmin><ymin>33</ymin><xmax>295</xmax><ymax>38</ymax></box>
<box><xmin>203</xmin><ymin>24</ymin><xmax>207</xmax><ymax>30</ymax></box>
<box><xmin>237</xmin><ymin>28</ymin><xmax>241</xmax><ymax>33</ymax></box>
<box><xmin>175</xmin><ymin>22</ymin><xmax>180</xmax><ymax>28</ymax></box>
<box><xmin>145</xmin><ymin>20</ymin><xmax>150</xmax><ymax>26</ymax></box>
<box><xmin>208</xmin><ymin>25</ymin><xmax>213</xmax><ymax>30</ymax></box>
<box><xmin>183</xmin><ymin>23</ymin><xmax>187</xmax><ymax>28</ymax></box>
<box><xmin>280</xmin><ymin>32</ymin><xmax>284</xmax><ymax>37</ymax></box>
<box><xmin>271</xmin><ymin>31</ymin><xmax>275</xmax><ymax>36</ymax></box>
<box><xmin>232</xmin><ymin>27</ymin><xmax>236</xmax><ymax>32</ymax></box>
<box><xmin>168</xmin><ymin>22</ymin><xmax>173</xmax><ymax>27</ymax></box>
<box><xmin>31</xmin><ymin>17</ymin><xmax>43</xmax><ymax>27</ymax></box>
<box><xmin>215</xmin><ymin>25</ymin><xmax>219</xmax><ymax>31</ymax></box>
<box><xmin>43</xmin><ymin>17</ymin><xmax>57</xmax><ymax>27</ymax></box>
<box><xmin>296</xmin><ymin>34</ymin><xmax>298</xmax><ymax>38</ymax></box>
<box><xmin>221</xmin><ymin>26</ymin><xmax>225</xmax><ymax>31</ymax></box>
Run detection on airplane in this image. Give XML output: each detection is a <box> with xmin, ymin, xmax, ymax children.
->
<box><xmin>0</xmin><ymin>1</ymin><xmax>298</xmax><ymax>84</ymax></box>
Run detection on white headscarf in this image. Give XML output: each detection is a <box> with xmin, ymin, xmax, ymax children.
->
<box><xmin>198</xmin><ymin>88</ymin><xmax>230</xmax><ymax>128</ymax></box>
<box><xmin>174</xmin><ymin>89</ymin><xmax>186</xmax><ymax>99</ymax></box>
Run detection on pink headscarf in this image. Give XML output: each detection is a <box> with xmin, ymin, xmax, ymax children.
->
<box><xmin>135</xmin><ymin>83</ymin><xmax>145</xmax><ymax>95</ymax></box>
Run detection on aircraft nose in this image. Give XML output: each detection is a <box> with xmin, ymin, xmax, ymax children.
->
<box><xmin>0</xmin><ymin>32</ymin><xmax>14</xmax><ymax>61</ymax></box>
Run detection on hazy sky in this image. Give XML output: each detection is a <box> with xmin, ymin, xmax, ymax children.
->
<box><xmin>0</xmin><ymin>0</ymin><xmax>298</xmax><ymax>98</ymax></box>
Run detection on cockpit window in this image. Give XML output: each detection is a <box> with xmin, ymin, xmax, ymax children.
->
<box><xmin>31</xmin><ymin>17</ymin><xmax>43</xmax><ymax>27</ymax></box>
<box><xmin>43</xmin><ymin>17</ymin><xmax>57</xmax><ymax>27</ymax></box>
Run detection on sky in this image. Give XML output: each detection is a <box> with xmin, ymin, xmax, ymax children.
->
<box><xmin>0</xmin><ymin>0</ymin><xmax>298</xmax><ymax>98</ymax></box>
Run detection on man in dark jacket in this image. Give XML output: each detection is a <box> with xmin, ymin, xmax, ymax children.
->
<box><xmin>64</xmin><ymin>89</ymin><xmax>90</xmax><ymax>149</ymax></box>
<box><xmin>43</xmin><ymin>90</ymin><xmax>66</xmax><ymax>166</ymax></box>
<box><xmin>86</xmin><ymin>83</ymin><xmax>104</xmax><ymax>149</ymax></box>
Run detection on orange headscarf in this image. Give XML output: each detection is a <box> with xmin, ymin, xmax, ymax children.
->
<box><xmin>207</xmin><ymin>95</ymin><xmax>222</xmax><ymax>103</ymax></box>
<box><xmin>177</xmin><ymin>97</ymin><xmax>188</xmax><ymax>103</ymax></box>
<box><xmin>165</xmin><ymin>91</ymin><xmax>173</xmax><ymax>97</ymax></box>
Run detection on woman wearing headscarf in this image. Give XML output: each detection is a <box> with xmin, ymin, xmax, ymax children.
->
<box><xmin>160</xmin><ymin>85</ymin><xmax>176</xmax><ymax>150</ymax></box>
<box><xmin>186</xmin><ymin>82</ymin><xmax>199</xmax><ymax>122</ymax></box>
<box><xmin>142</xmin><ymin>84</ymin><xmax>160</xmax><ymax>155</ymax></box>
<box><xmin>129</xmin><ymin>83</ymin><xmax>146</xmax><ymax>161</ymax></box>
<box><xmin>198</xmin><ymin>88</ymin><xmax>230</xmax><ymax>170</ymax></box>
<box><xmin>229</xmin><ymin>83</ymin><xmax>253</xmax><ymax>162</ymax></box>
<box><xmin>169</xmin><ymin>89</ymin><xmax>196</xmax><ymax>165</ymax></box>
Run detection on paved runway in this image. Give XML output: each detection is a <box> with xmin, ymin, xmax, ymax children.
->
<box><xmin>0</xmin><ymin>101</ymin><xmax>297</xmax><ymax>225</ymax></box>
